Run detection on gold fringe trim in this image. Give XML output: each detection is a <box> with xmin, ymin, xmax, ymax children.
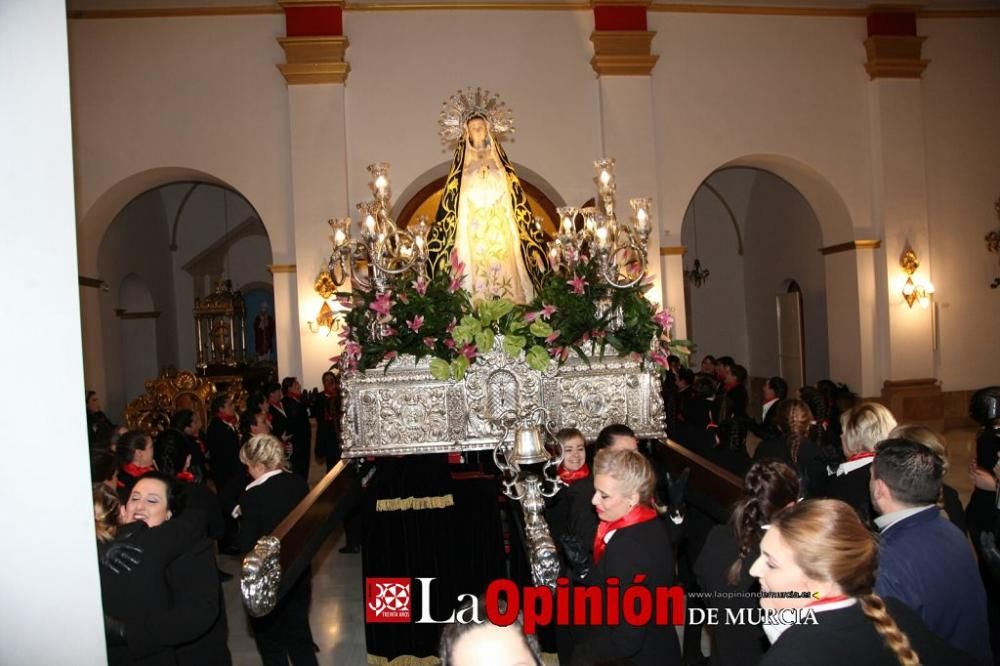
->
<box><xmin>541</xmin><ymin>652</ymin><xmax>560</xmax><ymax>666</ymax></box>
<box><xmin>376</xmin><ymin>494</ymin><xmax>455</xmax><ymax>512</ymax></box>
<box><xmin>367</xmin><ymin>654</ymin><xmax>441</xmax><ymax>666</ymax></box>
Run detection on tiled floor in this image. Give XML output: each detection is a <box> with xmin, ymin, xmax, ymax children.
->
<box><xmin>220</xmin><ymin>427</ymin><xmax>984</xmax><ymax>665</ymax></box>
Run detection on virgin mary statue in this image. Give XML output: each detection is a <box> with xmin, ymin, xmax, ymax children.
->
<box><xmin>426</xmin><ymin>89</ymin><xmax>549</xmax><ymax>303</ymax></box>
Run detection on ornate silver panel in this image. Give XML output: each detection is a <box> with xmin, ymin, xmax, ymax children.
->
<box><xmin>340</xmin><ymin>337</ymin><xmax>666</xmax><ymax>458</ymax></box>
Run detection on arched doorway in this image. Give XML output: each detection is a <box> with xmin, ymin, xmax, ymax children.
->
<box><xmin>681</xmin><ymin>167</ymin><xmax>830</xmax><ymax>386</ymax></box>
<box><xmin>94</xmin><ymin>179</ymin><xmax>273</xmax><ymax>417</ymax></box>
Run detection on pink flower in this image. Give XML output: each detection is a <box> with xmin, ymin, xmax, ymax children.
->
<box><xmin>540</xmin><ymin>303</ymin><xmax>557</xmax><ymax>319</ymax></box>
<box><xmin>545</xmin><ymin>329</ymin><xmax>561</xmax><ymax>344</ymax></box>
<box><xmin>651</xmin><ymin>350</ymin><xmax>671</xmax><ymax>369</ymax></box>
<box><xmin>581</xmin><ymin>331</ymin><xmax>591</xmax><ymax>344</ymax></box>
<box><xmin>369</xmin><ymin>291</ymin><xmax>393</xmax><ymax>317</ymax></box>
<box><xmin>568</xmin><ymin>275</ymin><xmax>587</xmax><ymax>295</ymax></box>
<box><xmin>462</xmin><ymin>344</ymin><xmax>478</xmax><ymax>360</ymax></box>
<box><xmin>449</xmin><ymin>249</ymin><xmax>466</xmax><ymax>278</ymax></box>
<box><xmin>412</xmin><ymin>278</ymin><xmax>428</xmax><ymax>296</ymax></box>
<box><xmin>398</xmin><ymin>293</ymin><xmax>410</xmax><ymax>305</ymax></box>
<box><xmin>653</xmin><ymin>309</ymin><xmax>674</xmax><ymax>329</ymax></box>
<box><xmin>383</xmin><ymin>326</ymin><xmax>398</xmax><ymax>337</ymax></box>
<box><xmin>407</xmin><ymin>314</ymin><xmax>425</xmax><ymax>333</ymax></box>
<box><xmin>444</xmin><ymin>339</ymin><xmax>456</xmax><ymax>350</ymax></box>
<box><xmin>423</xmin><ymin>336</ymin><xmax>436</xmax><ymax>349</ymax></box>
<box><xmin>524</xmin><ymin>311</ymin><xmax>539</xmax><ymax>323</ymax></box>
<box><xmin>629</xmin><ymin>352</ymin><xmax>643</xmax><ymax>362</ymax></box>
<box><xmin>449</xmin><ymin>277</ymin><xmax>462</xmax><ymax>293</ymax></box>
<box><xmin>549</xmin><ymin>346</ymin><xmax>563</xmax><ymax>358</ymax></box>
<box><xmin>384</xmin><ymin>351</ymin><xmax>398</xmax><ymax>361</ymax></box>
<box><xmin>446</xmin><ymin>318</ymin><xmax>457</xmax><ymax>334</ymax></box>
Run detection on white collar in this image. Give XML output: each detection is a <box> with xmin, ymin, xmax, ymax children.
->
<box><xmin>762</xmin><ymin>398</ymin><xmax>779</xmax><ymax>418</ymax></box>
<box><xmin>245</xmin><ymin>468</ymin><xmax>285</xmax><ymax>491</ymax></box>
<box><xmin>762</xmin><ymin>598</ymin><xmax>856</xmax><ymax>644</ymax></box>
<box><xmin>835</xmin><ymin>456</ymin><xmax>874</xmax><ymax>476</ymax></box>
<box><xmin>874</xmin><ymin>504</ymin><xmax>936</xmax><ymax>532</ymax></box>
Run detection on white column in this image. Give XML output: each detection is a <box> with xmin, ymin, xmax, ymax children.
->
<box><xmin>868</xmin><ymin>80</ymin><xmax>935</xmax><ymax>381</ymax></box>
<box><xmin>271</xmin><ymin>266</ymin><xmax>303</xmax><ymax>382</ymax></box>
<box><xmin>0</xmin><ymin>1</ymin><xmax>107</xmax><ymax>662</ymax></box>
<box><xmin>287</xmin><ymin>84</ymin><xmax>350</xmax><ymax>388</ymax></box>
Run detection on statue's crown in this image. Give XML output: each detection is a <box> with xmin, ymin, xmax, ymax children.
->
<box><xmin>438</xmin><ymin>87</ymin><xmax>514</xmax><ymax>145</ymax></box>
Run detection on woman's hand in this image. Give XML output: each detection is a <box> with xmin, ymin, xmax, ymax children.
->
<box><xmin>970</xmin><ymin>462</ymin><xmax>997</xmax><ymax>491</ymax></box>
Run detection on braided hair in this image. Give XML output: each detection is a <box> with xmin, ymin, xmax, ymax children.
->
<box><xmin>776</xmin><ymin>399</ymin><xmax>813</xmax><ymax>463</ymax></box>
<box><xmin>726</xmin><ymin>460</ymin><xmax>800</xmax><ymax>586</ymax></box>
<box><xmin>772</xmin><ymin>499</ymin><xmax>921</xmax><ymax>666</ymax></box>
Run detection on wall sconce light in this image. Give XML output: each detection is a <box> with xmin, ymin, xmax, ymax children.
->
<box><xmin>307</xmin><ymin>270</ymin><xmax>343</xmax><ymax>336</ymax></box>
<box><xmin>900</xmin><ymin>248</ymin><xmax>935</xmax><ymax>309</ymax></box>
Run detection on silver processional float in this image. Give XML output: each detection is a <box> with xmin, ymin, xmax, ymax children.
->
<box><xmin>241</xmin><ymin>87</ymin><xmax>692</xmax><ymax>615</ymax></box>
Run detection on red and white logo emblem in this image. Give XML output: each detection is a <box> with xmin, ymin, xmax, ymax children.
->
<box><xmin>366</xmin><ymin>578</ymin><xmax>412</xmax><ymax>623</ymax></box>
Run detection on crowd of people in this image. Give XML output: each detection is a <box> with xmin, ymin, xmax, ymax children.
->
<box><xmin>85</xmin><ymin>359</ymin><xmax>1000</xmax><ymax>666</ymax></box>
<box><xmin>86</xmin><ymin>372</ymin><xmax>345</xmax><ymax>665</ymax></box>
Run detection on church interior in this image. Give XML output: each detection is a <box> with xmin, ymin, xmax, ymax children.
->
<box><xmin>2</xmin><ymin>0</ymin><xmax>999</xmax><ymax>664</ymax></box>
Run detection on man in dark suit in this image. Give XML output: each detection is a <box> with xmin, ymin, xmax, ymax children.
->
<box><xmin>750</xmin><ymin>376</ymin><xmax>787</xmax><ymax>440</ymax></box>
<box><xmin>281</xmin><ymin>376</ymin><xmax>312</xmax><ymax>481</ymax></box>
<box><xmin>313</xmin><ymin>370</ymin><xmax>343</xmax><ymax>471</ymax></box>
<box><xmin>265</xmin><ymin>381</ymin><xmax>292</xmax><ymax>455</ymax></box>
<box><xmin>872</xmin><ymin>438</ymin><xmax>992</xmax><ymax>664</ymax></box>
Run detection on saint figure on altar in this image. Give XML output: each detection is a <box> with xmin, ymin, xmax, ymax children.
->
<box><xmin>426</xmin><ymin>88</ymin><xmax>549</xmax><ymax>302</ymax></box>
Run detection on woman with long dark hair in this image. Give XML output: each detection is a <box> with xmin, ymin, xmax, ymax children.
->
<box><xmin>695</xmin><ymin>460</ymin><xmax>799</xmax><ymax>666</ymax></box>
<box><xmin>749</xmin><ymin>499</ymin><xmax>977</xmax><ymax>665</ymax></box>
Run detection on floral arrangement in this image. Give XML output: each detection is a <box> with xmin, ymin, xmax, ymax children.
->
<box><xmin>335</xmin><ymin>251</ymin><xmax>692</xmax><ymax>379</ymax></box>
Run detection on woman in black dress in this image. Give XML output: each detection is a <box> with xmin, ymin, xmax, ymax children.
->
<box><xmin>747</xmin><ymin>499</ymin><xmax>977</xmax><ymax>666</ymax></box>
<box><xmin>237</xmin><ymin>434</ymin><xmax>317</xmax><ymax>665</ymax></box>
<box><xmin>695</xmin><ymin>459</ymin><xmax>799</xmax><ymax>666</ymax></box>
<box><xmin>571</xmin><ymin>448</ymin><xmax>682</xmax><ymax>666</ymax></box>
<box><xmin>753</xmin><ymin>399</ymin><xmax>827</xmax><ymax>498</ymax></box>
<box><xmin>825</xmin><ymin>402</ymin><xmax>896</xmax><ymax>529</ymax></box>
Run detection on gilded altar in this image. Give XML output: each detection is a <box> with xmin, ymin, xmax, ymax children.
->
<box><xmin>340</xmin><ymin>336</ymin><xmax>666</xmax><ymax>458</ymax></box>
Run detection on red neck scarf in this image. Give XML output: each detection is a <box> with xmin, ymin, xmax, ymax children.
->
<box><xmin>846</xmin><ymin>451</ymin><xmax>875</xmax><ymax>463</ymax></box>
<box><xmin>216</xmin><ymin>411</ymin><xmax>238</xmax><ymax>427</ymax></box>
<box><xmin>120</xmin><ymin>462</ymin><xmax>154</xmax><ymax>479</ymax></box>
<box><xmin>594</xmin><ymin>504</ymin><xmax>658</xmax><ymax>563</ymax></box>
<box><xmin>558</xmin><ymin>463</ymin><xmax>590</xmax><ymax>484</ymax></box>
<box><xmin>806</xmin><ymin>594</ymin><xmax>849</xmax><ymax>608</ymax></box>
<box><xmin>176</xmin><ymin>470</ymin><xmax>195</xmax><ymax>483</ymax></box>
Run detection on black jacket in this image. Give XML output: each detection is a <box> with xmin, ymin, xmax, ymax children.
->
<box><xmin>283</xmin><ymin>395</ymin><xmax>312</xmax><ymax>477</ymax></box>
<box><xmin>237</xmin><ymin>470</ymin><xmax>309</xmax><ymax>555</ymax></box>
<box><xmin>206</xmin><ymin>418</ymin><xmax>241</xmax><ymax>493</ymax></box>
<box><xmin>753</xmin><ymin>436</ymin><xmax>828</xmax><ymax>498</ymax></box>
<box><xmin>100</xmin><ymin>511</ymin><xmax>206</xmax><ymax>665</ymax></box>
<box><xmin>825</xmin><ymin>462</ymin><xmax>876</xmax><ymax>528</ymax></box>
<box><xmin>571</xmin><ymin>519</ymin><xmax>682</xmax><ymax>666</ymax></box>
<box><xmin>166</xmin><ymin>538</ymin><xmax>231</xmax><ymax>666</ymax></box>
<box><xmin>694</xmin><ymin>525</ymin><xmax>767</xmax><ymax>666</ymax></box>
<box><xmin>760</xmin><ymin>597</ymin><xmax>979</xmax><ymax>666</ymax></box>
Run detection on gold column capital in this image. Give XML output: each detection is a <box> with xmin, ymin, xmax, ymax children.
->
<box><xmin>590</xmin><ymin>30</ymin><xmax>658</xmax><ymax>76</ymax></box>
<box><xmin>864</xmin><ymin>35</ymin><xmax>929</xmax><ymax>79</ymax></box>
<box><xmin>278</xmin><ymin>36</ymin><xmax>350</xmax><ymax>85</ymax></box>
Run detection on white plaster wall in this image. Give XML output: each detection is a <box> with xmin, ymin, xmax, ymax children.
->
<box><xmin>920</xmin><ymin>17</ymin><xmax>1000</xmax><ymax>390</ymax></box>
<box><xmin>650</xmin><ymin>12</ymin><xmax>871</xmax><ymax>243</ymax></box>
<box><xmin>0</xmin><ymin>1</ymin><xmax>106</xmax><ymax>662</ymax></box>
<box><xmin>119</xmin><ymin>274</ymin><xmax>160</xmax><ymax>405</ymax></box>
<box><xmin>343</xmin><ymin>10</ymin><xmax>602</xmax><ymax>221</ymax></box>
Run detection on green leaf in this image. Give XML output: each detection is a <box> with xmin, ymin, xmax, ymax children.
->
<box><xmin>475</xmin><ymin>329</ymin><xmax>496</xmax><ymax>353</ymax></box>
<box><xmin>508</xmin><ymin>318</ymin><xmax>528</xmax><ymax>332</ymax></box>
<box><xmin>429</xmin><ymin>358</ymin><xmax>451</xmax><ymax>381</ymax></box>
<box><xmin>478</xmin><ymin>298</ymin><xmax>515</xmax><ymax>323</ymax></box>
<box><xmin>525</xmin><ymin>345</ymin><xmax>551</xmax><ymax>371</ymax></box>
<box><xmin>571</xmin><ymin>345</ymin><xmax>592</xmax><ymax>367</ymax></box>
<box><xmin>502</xmin><ymin>334</ymin><xmax>527</xmax><ymax>358</ymax></box>
<box><xmin>529</xmin><ymin>320</ymin><xmax>553</xmax><ymax>338</ymax></box>
<box><xmin>451</xmin><ymin>355</ymin><xmax>470</xmax><ymax>380</ymax></box>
